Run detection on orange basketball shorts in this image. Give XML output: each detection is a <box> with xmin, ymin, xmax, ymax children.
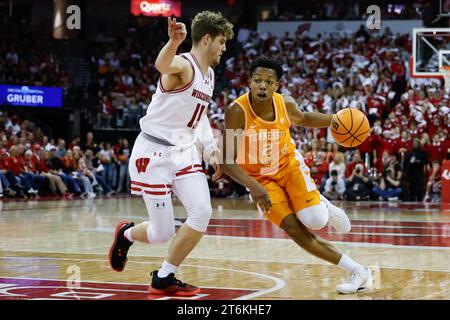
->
<box><xmin>254</xmin><ymin>151</ymin><xmax>321</xmax><ymax>227</ymax></box>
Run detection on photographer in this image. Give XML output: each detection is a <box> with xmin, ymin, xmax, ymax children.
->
<box><xmin>344</xmin><ymin>163</ymin><xmax>373</xmax><ymax>201</ymax></box>
<box><xmin>323</xmin><ymin>170</ymin><xmax>346</xmax><ymax>200</ymax></box>
<box><xmin>372</xmin><ymin>156</ymin><xmax>403</xmax><ymax>201</ymax></box>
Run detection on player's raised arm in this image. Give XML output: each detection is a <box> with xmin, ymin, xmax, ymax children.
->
<box><xmin>154</xmin><ymin>17</ymin><xmax>191</xmax><ymax>75</ymax></box>
<box><xmin>283</xmin><ymin>94</ymin><xmax>333</xmax><ymax>128</ymax></box>
<box><xmin>221</xmin><ymin>103</ymin><xmax>272</xmax><ymax>212</ymax></box>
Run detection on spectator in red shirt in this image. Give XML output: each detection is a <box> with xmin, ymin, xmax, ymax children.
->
<box><xmin>61</xmin><ymin>149</ymin><xmax>76</xmax><ymax>174</ymax></box>
<box><xmin>6</xmin><ymin>146</ymin><xmax>38</xmax><ymax>196</ymax></box>
<box><xmin>427</xmin><ymin>134</ymin><xmax>445</xmax><ymax>163</ymax></box>
<box><xmin>379</xmin><ymin>130</ymin><xmax>396</xmax><ymax>156</ymax></box>
<box><xmin>395</xmin><ymin>131</ymin><xmax>412</xmax><ymax>155</ymax></box>
<box><xmin>345</xmin><ymin>150</ymin><xmax>366</xmax><ymax>178</ymax></box>
<box><xmin>22</xmin><ymin>149</ymin><xmax>46</xmax><ymax>194</ymax></box>
<box><xmin>0</xmin><ymin>148</ymin><xmax>24</xmax><ymax>195</ymax></box>
<box><xmin>0</xmin><ymin>149</ymin><xmax>17</xmax><ymax>197</ymax></box>
<box><xmin>32</xmin><ymin>149</ymin><xmax>68</xmax><ymax>196</ymax></box>
<box><xmin>305</xmin><ymin>140</ymin><xmax>328</xmax><ymax>187</ymax></box>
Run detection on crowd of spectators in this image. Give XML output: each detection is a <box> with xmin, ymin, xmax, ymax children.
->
<box><xmin>87</xmin><ymin>16</ymin><xmax>171</xmax><ymax>130</ymax></box>
<box><xmin>84</xmin><ymin>16</ymin><xmax>449</xmax><ymax>202</ymax></box>
<box><xmin>204</xmin><ymin>22</ymin><xmax>449</xmax><ymax>202</ymax></box>
<box><xmin>0</xmin><ymin>19</ymin><xmax>72</xmax><ymax>89</ymax></box>
<box><xmin>262</xmin><ymin>1</ymin><xmax>428</xmax><ymax>21</ymax></box>
<box><xmin>1</xmin><ymin>14</ymin><xmax>449</xmax><ymax>202</ymax></box>
<box><xmin>0</xmin><ymin>111</ymin><xmax>130</xmax><ymax>199</ymax></box>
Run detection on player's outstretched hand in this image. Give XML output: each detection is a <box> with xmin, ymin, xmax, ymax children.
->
<box><xmin>249</xmin><ymin>184</ymin><xmax>272</xmax><ymax>213</ymax></box>
<box><xmin>167</xmin><ymin>17</ymin><xmax>187</xmax><ymax>45</ymax></box>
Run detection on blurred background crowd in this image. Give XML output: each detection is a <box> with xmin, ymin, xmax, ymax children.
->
<box><xmin>0</xmin><ymin>0</ymin><xmax>448</xmax><ymax>202</ymax></box>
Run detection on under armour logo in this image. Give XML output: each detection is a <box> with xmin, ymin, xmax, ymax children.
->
<box><xmin>135</xmin><ymin>158</ymin><xmax>150</xmax><ymax>174</ymax></box>
<box><xmin>156</xmin><ymin>202</ymin><xmax>165</xmax><ymax>208</ymax></box>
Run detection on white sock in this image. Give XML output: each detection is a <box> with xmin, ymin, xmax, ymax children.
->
<box><xmin>124</xmin><ymin>228</ymin><xmax>134</xmax><ymax>242</ymax></box>
<box><xmin>157</xmin><ymin>260</ymin><xmax>178</xmax><ymax>278</ymax></box>
<box><xmin>337</xmin><ymin>254</ymin><xmax>364</xmax><ymax>274</ymax></box>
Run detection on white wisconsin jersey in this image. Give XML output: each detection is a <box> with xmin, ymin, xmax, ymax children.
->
<box><xmin>140</xmin><ymin>53</ymin><xmax>215</xmax><ymax>147</ymax></box>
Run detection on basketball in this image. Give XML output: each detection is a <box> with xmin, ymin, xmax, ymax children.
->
<box><xmin>330</xmin><ymin>108</ymin><xmax>370</xmax><ymax>148</ymax></box>
<box><xmin>118</xmin><ymin>154</ymin><xmax>127</xmax><ymax>162</ymax></box>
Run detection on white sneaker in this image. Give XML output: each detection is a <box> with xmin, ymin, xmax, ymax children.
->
<box><xmin>87</xmin><ymin>192</ymin><xmax>96</xmax><ymax>199</ymax></box>
<box><xmin>320</xmin><ymin>194</ymin><xmax>351</xmax><ymax>234</ymax></box>
<box><xmin>336</xmin><ymin>267</ymin><xmax>373</xmax><ymax>294</ymax></box>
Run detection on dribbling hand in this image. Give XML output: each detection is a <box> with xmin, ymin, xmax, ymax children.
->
<box><xmin>249</xmin><ymin>184</ymin><xmax>272</xmax><ymax>213</ymax></box>
<box><xmin>212</xmin><ymin>163</ymin><xmax>224</xmax><ymax>182</ymax></box>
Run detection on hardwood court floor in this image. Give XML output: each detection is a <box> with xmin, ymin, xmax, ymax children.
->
<box><xmin>0</xmin><ymin>196</ymin><xmax>448</xmax><ymax>300</ymax></box>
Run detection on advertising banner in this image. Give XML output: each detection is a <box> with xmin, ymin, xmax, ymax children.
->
<box><xmin>0</xmin><ymin>85</ymin><xmax>63</xmax><ymax>108</ymax></box>
<box><xmin>131</xmin><ymin>0</ymin><xmax>181</xmax><ymax>17</ymax></box>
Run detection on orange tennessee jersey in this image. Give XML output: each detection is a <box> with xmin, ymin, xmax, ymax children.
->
<box><xmin>233</xmin><ymin>92</ymin><xmax>296</xmax><ymax>177</ymax></box>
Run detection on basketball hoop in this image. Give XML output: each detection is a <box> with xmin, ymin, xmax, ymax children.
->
<box><xmin>441</xmin><ymin>66</ymin><xmax>450</xmax><ymax>89</ymax></box>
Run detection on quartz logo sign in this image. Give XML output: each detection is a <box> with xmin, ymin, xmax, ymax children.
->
<box><xmin>131</xmin><ymin>0</ymin><xmax>181</xmax><ymax>17</ymax></box>
<box><xmin>140</xmin><ymin>1</ymin><xmax>171</xmax><ymax>14</ymax></box>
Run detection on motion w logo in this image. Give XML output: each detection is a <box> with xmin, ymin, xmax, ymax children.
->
<box><xmin>135</xmin><ymin>158</ymin><xmax>150</xmax><ymax>174</ymax></box>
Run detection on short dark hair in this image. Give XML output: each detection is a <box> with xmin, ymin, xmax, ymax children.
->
<box><xmin>331</xmin><ymin>170</ymin><xmax>338</xmax><ymax>176</ymax></box>
<box><xmin>250</xmin><ymin>58</ymin><xmax>284</xmax><ymax>80</ymax></box>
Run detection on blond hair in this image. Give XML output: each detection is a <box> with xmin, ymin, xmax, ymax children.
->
<box><xmin>191</xmin><ymin>11</ymin><xmax>234</xmax><ymax>45</ymax></box>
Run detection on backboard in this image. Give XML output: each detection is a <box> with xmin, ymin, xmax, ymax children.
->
<box><xmin>411</xmin><ymin>28</ymin><xmax>450</xmax><ymax>78</ymax></box>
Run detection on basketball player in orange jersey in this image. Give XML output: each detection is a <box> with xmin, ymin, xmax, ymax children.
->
<box><xmin>108</xmin><ymin>12</ymin><xmax>233</xmax><ymax>296</ymax></box>
<box><xmin>222</xmin><ymin>58</ymin><xmax>372</xmax><ymax>294</ymax></box>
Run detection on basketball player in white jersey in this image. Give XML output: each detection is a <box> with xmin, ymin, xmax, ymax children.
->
<box><xmin>108</xmin><ymin>12</ymin><xmax>233</xmax><ymax>296</ymax></box>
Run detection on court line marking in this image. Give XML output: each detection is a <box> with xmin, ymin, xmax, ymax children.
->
<box><xmin>80</xmin><ymin>226</ymin><xmax>450</xmax><ymax>238</ymax></box>
<box><xmin>327</xmin><ymin>232</ymin><xmax>449</xmax><ymax>237</ymax></box>
<box><xmin>350</xmin><ymin>224</ymin><xmax>450</xmax><ymax>230</ymax></box>
<box><xmin>97</xmin><ymin>217</ymin><xmax>450</xmax><ymax>229</ymax></box>
<box><xmin>0</xmin><ymin>257</ymin><xmax>285</xmax><ymax>299</ymax></box>
<box><xmin>1</xmin><ymin>250</ymin><xmax>449</xmax><ymax>274</ymax></box>
<box><xmin>99</xmin><ymin>215</ymin><xmax>450</xmax><ymax>224</ymax></box>
<box><xmin>202</xmin><ymin>235</ymin><xmax>450</xmax><ymax>250</ymax></box>
<box><xmin>0</xmin><ymin>284</ymin><xmax>149</xmax><ymax>295</ymax></box>
<box><xmin>348</xmin><ymin>218</ymin><xmax>450</xmax><ymax>224</ymax></box>
<box><xmin>0</xmin><ymin>271</ymin><xmax>257</xmax><ymax>291</ymax></box>
<box><xmin>0</xmin><ymin>276</ymin><xmax>258</xmax><ymax>292</ymax></box>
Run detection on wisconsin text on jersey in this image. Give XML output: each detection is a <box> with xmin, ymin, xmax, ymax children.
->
<box><xmin>191</xmin><ymin>89</ymin><xmax>212</xmax><ymax>103</ymax></box>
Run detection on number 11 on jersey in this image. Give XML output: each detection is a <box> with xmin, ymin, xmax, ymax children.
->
<box><xmin>187</xmin><ymin>103</ymin><xmax>206</xmax><ymax>129</ymax></box>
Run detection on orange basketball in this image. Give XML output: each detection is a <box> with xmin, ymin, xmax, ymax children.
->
<box><xmin>330</xmin><ymin>108</ymin><xmax>370</xmax><ymax>148</ymax></box>
<box><xmin>118</xmin><ymin>154</ymin><xmax>127</xmax><ymax>162</ymax></box>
